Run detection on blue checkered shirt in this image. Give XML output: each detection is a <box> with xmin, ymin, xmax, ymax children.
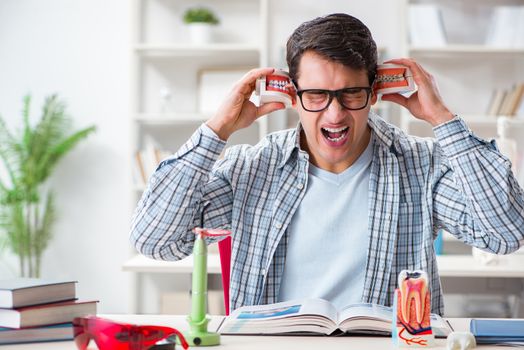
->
<box><xmin>130</xmin><ymin>113</ymin><xmax>524</xmax><ymax>315</ymax></box>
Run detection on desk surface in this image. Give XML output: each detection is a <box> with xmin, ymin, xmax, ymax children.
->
<box><xmin>5</xmin><ymin>315</ymin><xmax>509</xmax><ymax>350</ymax></box>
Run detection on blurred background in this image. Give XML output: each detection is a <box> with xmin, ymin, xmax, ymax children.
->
<box><xmin>1</xmin><ymin>0</ymin><xmax>523</xmax><ymax>318</ymax></box>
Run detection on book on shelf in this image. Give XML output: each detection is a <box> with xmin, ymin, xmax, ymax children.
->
<box><xmin>217</xmin><ymin>298</ymin><xmax>452</xmax><ymax>337</ymax></box>
<box><xmin>408</xmin><ymin>4</ymin><xmax>446</xmax><ymax>47</ymax></box>
<box><xmin>0</xmin><ymin>323</ymin><xmax>73</xmax><ymax>345</ymax></box>
<box><xmin>133</xmin><ymin>135</ymin><xmax>171</xmax><ymax>188</ymax></box>
<box><xmin>487</xmin><ymin>84</ymin><xmax>524</xmax><ymax>117</ymax></box>
<box><xmin>0</xmin><ymin>278</ymin><xmax>77</xmax><ymax>308</ymax></box>
<box><xmin>485</xmin><ymin>6</ymin><xmax>524</xmax><ymax>48</ymax></box>
<box><xmin>0</xmin><ymin>299</ymin><xmax>98</xmax><ymax>328</ymax></box>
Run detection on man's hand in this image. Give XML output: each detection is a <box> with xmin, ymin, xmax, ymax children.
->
<box><xmin>380</xmin><ymin>58</ymin><xmax>455</xmax><ymax>127</ymax></box>
<box><xmin>206</xmin><ymin>67</ymin><xmax>286</xmax><ymax>141</ymax></box>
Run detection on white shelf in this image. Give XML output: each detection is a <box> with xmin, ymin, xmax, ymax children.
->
<box><xmin>135</xmin><ymin>113</ymin><xmax>210</xmax><ymax>124</ymax></box>
<box><xmin>134</xmin><ymin>43</ymin><xmax>261</xmax><ymax>58</ymax></box>
<box><xmin>408</xmin><ymin>45</ymin><xmax>524</xmax><ymax>56</ymax></box>
<box><xmin>404</xmin><ymin>114</ymin><xmax>524</xmax><ymax>126</ymax></box>
<box><xmin>122</xmin><ymin>253</ymin><xmax>222</xmax><ymax>274</ymax></box>
<box><xmin>437</xmin><ymin>254</ymin><xmax>524</xmax><ymax>278</ymax></box>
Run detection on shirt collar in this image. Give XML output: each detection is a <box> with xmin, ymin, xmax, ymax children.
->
<box><xmin>278</xmin><ymin>111</ymin><xmax>399</xmax><ymax>168</ymax></box>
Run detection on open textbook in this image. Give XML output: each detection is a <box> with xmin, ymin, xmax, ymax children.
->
<box><xmin>218</xmin><ymin>298</ymin><xmax>452</xmax><ymax>337</ymax></box>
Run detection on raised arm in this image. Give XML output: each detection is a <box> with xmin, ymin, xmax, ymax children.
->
<box><xmin>383</xmin><ymin>57</ymin><xmax>524</xmax><ymax>252</ymax></box>
<box><xmin>130</xmin><ymin>67</ymin><xmax>285</xmax><ymax>260</ymax></box>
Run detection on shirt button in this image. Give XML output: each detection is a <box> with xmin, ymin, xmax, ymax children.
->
<box><xmin>275</xmin><ymin>222</ymin><xmax>282</xmax><ymax>229</ymax></box>
<box><xmin>260</xmin><ymin>268</ymin><xmax>266</xmax><ymax>275</ymax></box>
<box><xmin>297</xmin><ymin>183</ymin><xmax>304</xmax><ymax>190</ymax></box>
<box><xmin>150</xmin><ymin>178</ymin><xmax>156</xmax><ymax>184</ymax></box>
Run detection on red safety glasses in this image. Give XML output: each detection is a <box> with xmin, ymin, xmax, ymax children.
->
<box><xmin>73</xmin><ymin>316</ymin><xmax>189</xmax><ymax>350</ymax></box>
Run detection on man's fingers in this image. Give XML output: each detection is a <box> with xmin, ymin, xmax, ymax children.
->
<box><xmin>256</xmin><ymin>102</ymin><xmax>286</xmax><ymax>118</ymax></box>
<box><xmin>381</xmin><ymin>93</ymin><xmax>409</xmax><ymax>109</ymax></box>
<box><xmin>240</xmin><ymin>67</ymin><xmax>275</xmax><ymax>86</ymax></box>
<box><xmin>234</xmin><ymin>67</ymin><xmax>275</xmax><ymax>96</ymax></box>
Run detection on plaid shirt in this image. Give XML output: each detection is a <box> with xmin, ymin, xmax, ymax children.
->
<box><xmin>131</xmin><ymin>113</ymin><xmax>524</xmax><ymax>315</ymax></box>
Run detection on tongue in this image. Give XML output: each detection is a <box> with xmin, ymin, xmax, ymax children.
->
<box><xmin>327</xmin><ymin>131</ymin><xmax>343</xmax><ymax>139</ymax></box>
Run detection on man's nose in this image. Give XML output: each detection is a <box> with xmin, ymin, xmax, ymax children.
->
<box><xmin>324</xmin><ymin>96</ymin><xmax>346</xmax><ymax>119</ymax></box>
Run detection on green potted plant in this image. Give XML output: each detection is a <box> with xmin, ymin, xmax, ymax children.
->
<box><xmin>183</xmin><ymin>7</ymin><xmax>220</xmax><ymax>44</ymax></box>
<box><xmin>0</xmin><ymin>94</ymin><xmax>96</xmax><ymax>277</ymax></box>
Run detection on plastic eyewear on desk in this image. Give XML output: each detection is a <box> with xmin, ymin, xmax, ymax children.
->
<box><xmin>72</xmin><ymin>316</ymin><xmax>189</xmax><ymax>350</ymax></box>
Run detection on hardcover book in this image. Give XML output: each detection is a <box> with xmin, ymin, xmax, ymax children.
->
<box><xmin>218</xmin><ymin>298</ymin><xmax>452</xmax><ymax>337</ymax></box>
<box><xmin>0</xmin><ymin>278</ymin><xmax>77</xmax><ymax>308</ymax></box>
<box><xmin>0</xmin><ymin>323</ymin><xmax>73</xmax><ymax>345</ymax></box>
<box><xmin>0</xmin><ymin>300</ymin><xmax>97</xmax><ymax>328</ymax></box>
<box><xmin>470</xmin><ymin>319</ymin><xmax>524</xmax><ymax>345</ymax></box>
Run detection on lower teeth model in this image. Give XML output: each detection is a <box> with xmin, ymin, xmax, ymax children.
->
<box><xmin>393</xmin><ymin>270</ymin><xmax>434</xmax><ymax>347</ymax></box>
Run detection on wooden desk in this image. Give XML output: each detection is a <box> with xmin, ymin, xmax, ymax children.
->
<box><xmin>3</xmin><ymin>315</ymin><xmax>509</xmax><ymax>349</ymax></box>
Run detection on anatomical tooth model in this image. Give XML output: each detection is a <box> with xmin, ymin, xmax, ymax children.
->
<box><xmin>393</xmin><ymin>270</ymin><xmax>435</xmax><ymax>347</ymax></box>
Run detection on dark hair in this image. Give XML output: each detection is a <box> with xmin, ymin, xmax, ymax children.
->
<box><xmin>286</xmin><ymin>13</ymin><xmax>377</xmax><ymax>86</ymax></box>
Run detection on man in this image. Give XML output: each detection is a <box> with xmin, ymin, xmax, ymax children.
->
<box><xmin>131</xmin><ymin>14</ymin><xmax>524</xmax><ymax>315</ymax></box>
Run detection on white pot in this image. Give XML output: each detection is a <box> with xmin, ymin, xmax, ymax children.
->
<box><xmin>188</xmin><ymin>23</ymin><xmax>214</xmax><ymax>45</ymax></box>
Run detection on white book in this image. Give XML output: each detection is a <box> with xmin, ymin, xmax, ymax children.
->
<box><xmin>408</xmin><ymin>4</ymin><xmax>446</xmax><ymax>47</ymax></box>
<box><xmin>218</xmin><ymin>298</ymin><xmax>452</xmax><ymax>337</ymax></box>
<box><xmin>513</xmin><ymin>7</ymin><xmax>524</xmax><ymax>48</ymax></box>
<box><xmin>485</xmin><ymin>6</ymin><xmax>520</xmax><ymax>48</ymax></box>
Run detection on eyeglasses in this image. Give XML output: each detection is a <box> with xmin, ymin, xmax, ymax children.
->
<box><xmin>296</xmin><ymin>87</ymin><xmax>372</xmax><ymax>112</ymax></box>
<box><xmin>73</xmin><ymin>316</ymin><xmax>189</xmax><ymax>350</ymax></box>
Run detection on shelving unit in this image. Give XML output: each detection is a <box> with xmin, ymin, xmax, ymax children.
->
<box><xmin>401</xmin><ymin>1</ymin><xmax>524</xmax><ymax>122</ymax></box>
<box><xmin>127</xmin><ymin>0</ymin><xmax>270</xmax><ymax>313</ymax></box>
<box><xmin>400</xmin><ymin>0</ymin><xmax>524</xmax><ymax>184</ymax></box>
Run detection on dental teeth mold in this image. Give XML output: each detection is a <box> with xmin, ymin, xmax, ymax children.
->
<box><xmin>255</xmin><ymin>69</ymin><xmax>293</xmax><ymax>108</ymax></box>
<box><xmin>375</xmin><ymin>64</ymin><xmax>415</xmax><ymax>95</ymax></box>
<box><xmin>393</xmin><ymin>270</ymin><xmax>435</xmax><ymax>347</ymax></box>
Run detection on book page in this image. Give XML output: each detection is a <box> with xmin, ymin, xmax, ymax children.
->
<box><xmin>338</xmin><ymin>303</ymin><xmax>392</xmax><ymax>335</ymax></box>
<box><xmin>338</xmin><ymin>303</ymin><xmax>452</xmax><ymax>338</ymax></box>
<box><xmin>218</xmin><ymin>298</ymin><xmax>338</xmax><ymax>335</ymax></box>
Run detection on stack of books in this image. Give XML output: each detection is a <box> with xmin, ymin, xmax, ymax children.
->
<box><xmin>0</xmin><ymin>278</ymin><xmax>98</xmax><ymax>345</ymax></box>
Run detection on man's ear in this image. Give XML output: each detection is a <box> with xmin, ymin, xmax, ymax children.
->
<box><xmin>370</xmin><ymin>91</ymin><xmax>378</xmax><ymax>105</ymax></box>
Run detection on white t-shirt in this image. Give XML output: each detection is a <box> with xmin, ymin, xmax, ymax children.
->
<box><xmin>278</xmin><ymin>136</ymin><xmax>373</xmax><ymax>309</ymax></box>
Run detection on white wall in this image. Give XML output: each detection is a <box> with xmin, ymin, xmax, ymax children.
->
<box><xmin>0</xmin><ymin>0</ymin><xmax>132</xmax><ymax>313</ymax></box>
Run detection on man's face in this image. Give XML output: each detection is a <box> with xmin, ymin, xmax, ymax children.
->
<box><xmin>293</xmin><ymin>51</ymin><xmax>376</xmax><ymax>173</ymax></box>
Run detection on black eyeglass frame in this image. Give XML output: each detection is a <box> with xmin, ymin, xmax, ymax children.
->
<box><xmin>295</xmin><ymin>86</ymin><xmax>373</xmax><ymax>112</ymax></box>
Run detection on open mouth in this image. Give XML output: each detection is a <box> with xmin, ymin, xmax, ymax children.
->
<box><xmin>321</xmin><ymin>126</ymin><xmax>349</xmax><ymax>143</ymax></box>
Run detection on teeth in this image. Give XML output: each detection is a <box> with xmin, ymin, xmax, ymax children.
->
<box><xmin>327</xmin><ymin>134</ymin><xmax>345</xmax><ymax>142</ymax></box>
<box><xmin>398</xmin><ymin>270</ymin><xmax>428</xmax><ymax>324</ymax></box>
<box><xmin>322</xmin><ymin>126</ymin><xmax>348</xmax><ymax>133</ymax></box>
<box><xmin>268</xmin><ymin>79</ymin><xmax>288</xmax><ymax>91</ymax></box>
